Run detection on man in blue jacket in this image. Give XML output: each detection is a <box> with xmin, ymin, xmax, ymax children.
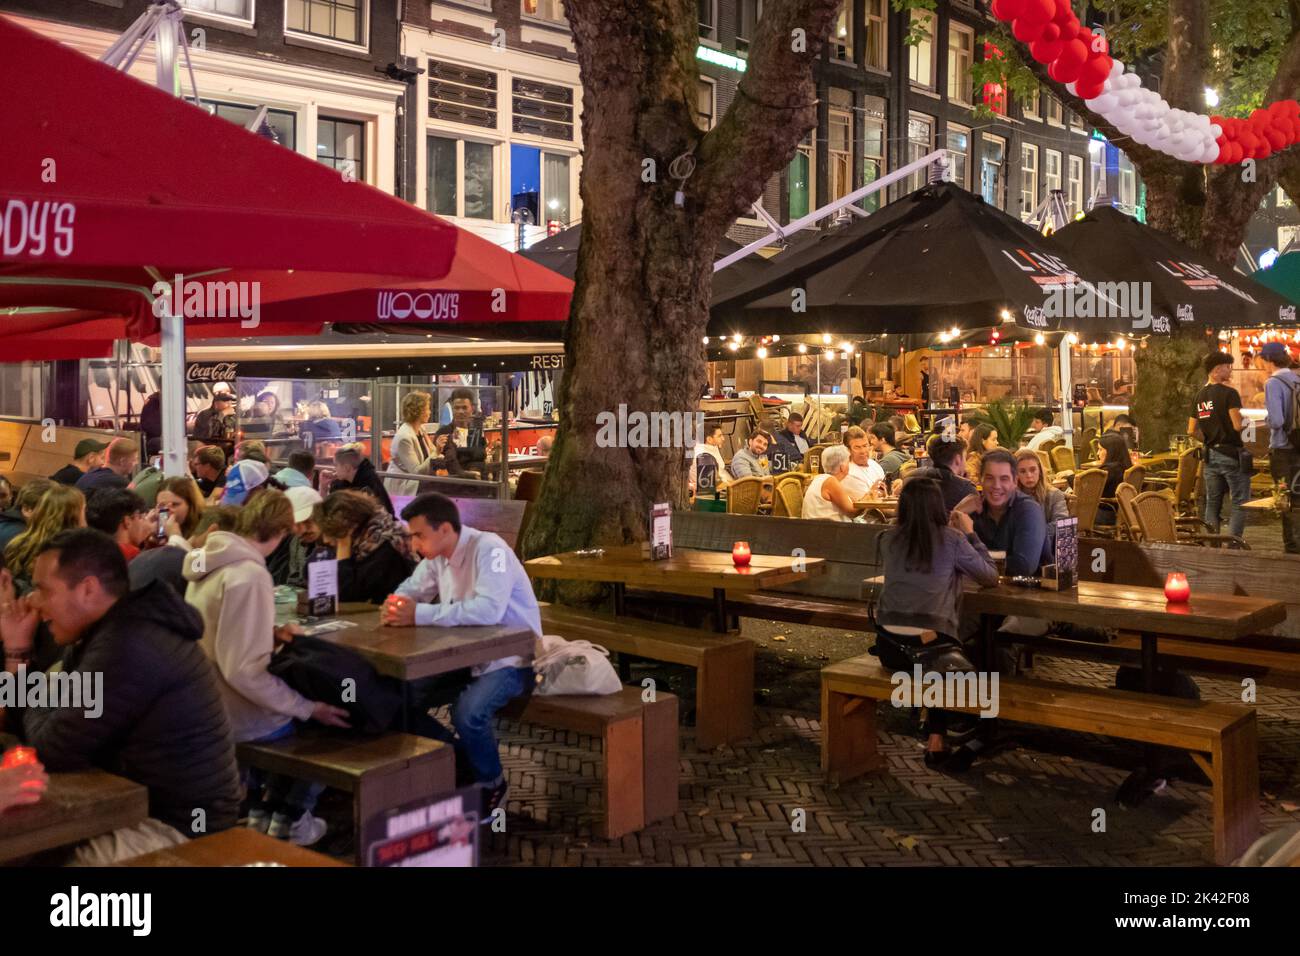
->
<box><xmin>1261</xmin><ymin>342</ymin><xmax>1300</xmax><ymax>553</ymax></box>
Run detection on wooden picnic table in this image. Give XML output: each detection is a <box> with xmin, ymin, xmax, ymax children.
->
<box><xmin>526</xmin><ymin>547</ymin><xmax>825</xmax><ymax>632</ymax></box>
<box><xmin>861</xmin><ymin>576</ymin><xmax>1285</xmax><ymax>692</ymax></box>
<box><xmin>124</xmin><ymin>827</ymin><xmax>348</xmax><ymax>867</ymax></box>
<box><xmin>0</xmin><ymin>770</ymin><xmax>147</xmax><ymax>864</ymax></box>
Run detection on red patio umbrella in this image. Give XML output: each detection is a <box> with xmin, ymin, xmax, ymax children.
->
<box><xmin>0</xmin><ymin>13</ymin><xmax>458</xmax><ymax>471</ymax></box>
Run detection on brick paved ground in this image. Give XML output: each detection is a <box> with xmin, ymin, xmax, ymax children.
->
<box><xmin>476</xmin><ymin>641</ymin><xmax>1300</xmax><ymax>867</ymax></box>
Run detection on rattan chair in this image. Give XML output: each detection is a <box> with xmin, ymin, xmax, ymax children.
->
<box><xmin>727</xmin><ymin>475</ymin><xmax>772</xmax><ymax>515</ymax></box>
<box><xmin>1132</xmin><ymin>490</ymin><xmax>1249</xmax><ymax>548</ymax></box>
<box><xmin>803</xmin><ymin>443</ymin><xmax>832</xmax><ymax>475</ymax></box>
<box><xmin>1145</xmin><ymin>448</ymin><xmax>1200</xmax><ymax>517</ymax></box>
<box><xmin>1122</xmin><ymin>463</ymin><xmax>1145</xmax><ymax>492</ymax></box>
<box><xmin>1071</xmin><ymin>468</ymin><xmax>1110</xmax><ymax>535</ymax></box>
<box><xmin>1050</xmin><ymin>444</ymin><xmax>1076</xmax><ymax>476</ymax></box>
<box><xmin>1115</xmin><ymin>482</ymin><xmax>1142</xmax><ymax>541</ymax></box>
<box><xmin>1034</xmin><ymin>449</ymin><xmax>1054</xmax><ymax>481</ymax></box>
<box><xmin>772</xmin><ymin>475</ymin><xmax>804</xmax><ymax>518</ymax></box>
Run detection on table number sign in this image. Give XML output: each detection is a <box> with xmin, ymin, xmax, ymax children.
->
<box><xmin>650</xmin><ymin>502</ymin><xmax>672</xmax><ymax>561</ymax></box>
<box><xmin>306</xmin><ymin>555</ymin><xmax>339</xmax><ymax>617</ymax></box>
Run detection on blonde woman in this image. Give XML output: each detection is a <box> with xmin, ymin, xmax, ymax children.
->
<box><xmin>385</xmin><ymin>391</ymin><xmax>461</xmax><ymax>496</ymax></box>
<box><xmin>3</xmin><ymin>484</ymin><xmax>86</xmax><ymax>582</ymax></box>
<box><xmin>1014</xmin><ymin>448</ymin><xmax>1069</xmax><ymax>526</ymax></box>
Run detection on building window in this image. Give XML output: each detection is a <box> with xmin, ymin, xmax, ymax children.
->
<box><xmin>1045</xmin><ymin>93</ymin><xmax>1064</xmax><ymax>126</ymax></box>
<box><xmin>828</xmin><ymin>91</ymin><xmax>853</xmax><ymax>202</ymax></box>
<box><xmin>1020</xmin><ymin>143</ymin><xmax>1039</xmax><ymax>219</ymax></box>
<box><xmin>737</xmin><ymin>0</ymin><xmax>762</xmax><ymax>53</ymax></box>
<box><xmin>181</xmin><ymin>0</ymin><xmax>253</xmax><ymax>21</ymax></box>
<box><xmin>196</xmin><ymin>99</ymin><xmax>296</xmax><ymax>149</ymax></box>
<box><xmin>864</xmin><ymin>0</ymin><xmax>887</xmax><ymax>70</ymax></box>
<box><xmin>428</xmin><ymin>61</ymin><xmax>498</xmax><ymax>130</ymax></box>
<box><xmin>1067</xmin><ymin>154</ymin><xmax>1084</xmax><ymax>217</ymax></box>
<box><xmin>286</xmin><ymin>0</ymin><xmax>365</xmax><ymax>46</ymax></box>
<box><xmin>696</xmin><ymin>77</ymin><xmax>715</xmax><ymax>130</ymax></box>
<box><xmin>699</xmin><ymin>0</ymin><xmax>716</xmax><ymax>40</ymax></box>
<box><xmin>947</xmin><ymin>124</ymin><xmax>971</xmax><ymax>190</ymax></box>
<box><xmin>427</xmin><ymin>135</ymin><xmax>495</xmax><ymax>220</ymax></box>
<box><xmin>908</xmin><ymin>10</ymin><xmax>935</xmax><ymax>89</ymax></box>
<box><xmin>1069</xmin><ymin>109</ymin><xmax>1085</xmax><ymax>130</ymax></box>
<box><xmin>1023</xmin><ymin>87</ymin><xmax>1040</xmax><ymax>120</ymax></box>
<box><xmin>1044</xmin><ymin>148</ymin><xmax>1062</xmax><ymax>196</ymax></box>
<box><xmin>860</xmin><ymin>97</ymin><xmax>886</xmax><ymax>212</ymax></box>
<box><xmin>511</xmin><ymin>77</ymin><xmax>574</xmax><ymax>140</ymax></box>
<box><xmin>981</xmin><ymin>134</ymin><xmax>1006</xmax><ymax>209</ymax></box>
<box><xmin>831</xmin><ymin>1</ymin><xmax>853</xmax><ymax>61</ymax></box>
<box><xmin>511</xmin><ymin>146</ymin><xmax>570</xmax><ymax>228</ymax></box>
<box><xmin>947</xmin><ymin>22</ymin><xmax>974</xmax><ymax>105</ymax></box>
<box><xmin>521</xmin><ymin>0</ymin><xmax>564</xmax><ymax>22</ymax></box>
<box><xmin>906</xmin><ymin>113</ymin><xmax>934</xmax><ymax>193</ymax></box>
<box><xmin>788</xmin><ymin>132</ymin><xmax>814</xmax><ymax>219</ymax></box>
<box><xmin>1119</xmin><ymin>165</ymin><xmax>1136</xmax><ymax>209</ymax></box>
<box><xmin>317</xmin><ymin>116</ymin><xmax>364</xmax><ymax>181</ymax></box>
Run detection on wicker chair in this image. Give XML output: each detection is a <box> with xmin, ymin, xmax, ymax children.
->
<box><xmin>1050</xmin><ymin>444</ymin><xmax>1076</xmax><ymax>476</ymax></box>
<box><xmin>722</xmin><ymin>476</ymin><xmax>769</xmax><ymax>515</ymax></box>
<box><xmin>1145</xmin><ymin>448</ymin><xmax>1200</xmax><ymax>517</ymax></box>
<box><xmin>1034</xmin><ymin>449</ymin><xmax>1054</xmax><ymax>481</ymax></box>
<box><xmin>1039</xmin><ymin>438</ymin><xmax>1062</xmax><ymax>454</ymax></box>
<box><xmin>1115</xmin><ymin>482</ymin><xmax>1142</xmax><ymax>541</ymax></box>
<box><xmin>772</xmin><ymin>475</ymin><xmax>804</xmax><ymax>518</ymax></box>
<box><xmin>1071</xmin><ymin>468</ymin><xmax>1110</xmax><ymax>535</ymax></box>
<box><xmin>1122</xmin><ymin>463</ymin><xmax>1145</xmax><ymax>492</ymax></box>
<box><xmin>1131</xmin><ymin>490</ymin><xmax>1249</xmax><ymax>548</ymax></box>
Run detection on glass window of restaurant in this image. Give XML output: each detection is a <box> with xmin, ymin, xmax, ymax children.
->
<box><xmin>317</xmin><ymin>115</ymin><xmax>365</xmax><ymax>182</ymax></box>
<box><xmin>194</xmin><ymin>100</ymin><xmax>297</xmax><ymax>149</ymax></box>
<box><xmin>830</xmin><ymin>1</ymin><xmax>853</xmax><ymax>61</ymax></box>
<box><xmin>1044</xmin><ymin>148</ymin><xmax>1062</xmax><ymax>196</ymax></box>
<box><xmin>1022</xmin><ymin>86</ymin><xmax>1040</xmax><ymax>120</ymax></box>
<box><xmin>286</xmin><ymin>0</ymin><xmax>366</xmax><ymax>47</ymax></box>
<box><xmin>697</xmin><ymin>77</ymin><xmax>716</xmax><ymax>130</ymax></box>
<box><xmin>737</xmin><ymin>0</ymin><xmax>762</xmax><ymax>53</ymax></box>
<box><xmin>180</xmin><ymin>1</ymin><xmax>253</xmax><ymax>24</ymax></box>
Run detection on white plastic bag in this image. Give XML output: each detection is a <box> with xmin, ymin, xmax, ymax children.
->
<box><xmin>532</xmin><ymin>634</ymin><xmax>622</xmax><ymax>696</ymax></box>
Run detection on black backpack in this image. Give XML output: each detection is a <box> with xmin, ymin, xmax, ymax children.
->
<box><xmin>268</xmin><ymin>635</ymin><xmax>404</xmax><ymax>734</ymax></box>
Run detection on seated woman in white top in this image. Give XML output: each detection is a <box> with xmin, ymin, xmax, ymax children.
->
<box><xmin>801</xmin><ymin>445</ymin><xmax>857</xmax><ymax>522</ymax></box>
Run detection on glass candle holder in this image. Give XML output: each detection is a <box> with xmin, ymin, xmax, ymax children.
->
<box><xmin>1</xmin><ymin>746</ymin><xmax>37</xmax><ymax>768</ymax></box>
<box><xmin>731</xmin><ymin>541</ymin><xmax>752</xmax><ymax>568</ymax></box>
<box><xmin>1164</xmin><ymin>572</ymin><xmax>1191</xmax><ymax>603</ymax></box>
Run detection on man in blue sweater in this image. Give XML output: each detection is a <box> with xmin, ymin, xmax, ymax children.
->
<box><xmin>1261</xmin><ymin>342</ymin><xmax>1300</xmax><ymax>553</ymax></box>
<box><xmin>969</xmin><ymin>449</ymin><xmax>1049</xmax><ymax>577</ymax></box>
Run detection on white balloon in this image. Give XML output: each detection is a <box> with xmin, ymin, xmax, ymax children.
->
<box><xmin>1066</xmin><ymin>82</ymin><xmax>1078</xmax><ymax>96</ymax></box>
<box><xmin>1208</xmin><ymin>123</ymin><xmax>1223</xmax><ymax>138</ymax></box>
<box><xmin>1109</xmin><ymin>60</ymin><xmax>1126</xmax><ymax>80</ymax></box>
<box><xmin>1087</xmin><ymin>94</ymin><xmax>1117</xmax><ymax>113</ymax></box>
<box><xmin>1202</xmin><ymin>142</ymin><xmax>1220</xmax><ymax>163</ymax></box>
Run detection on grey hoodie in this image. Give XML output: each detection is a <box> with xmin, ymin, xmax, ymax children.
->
<box><xmin>183</xmin><ymin>530</ymin><xmax>314</xmax><ymax>742</ymax></box>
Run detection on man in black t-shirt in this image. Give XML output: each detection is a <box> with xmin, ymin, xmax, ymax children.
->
<box><xmin>1189</xmin><ymin>351</ymin><xmax>1248</xmax><ymax>538</ymax></box>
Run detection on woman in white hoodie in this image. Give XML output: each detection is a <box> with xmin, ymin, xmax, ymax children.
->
<box><xmin>183</xmin><ymin>490</ymin><xmax>349</xmax><ymax>845</ymax></box>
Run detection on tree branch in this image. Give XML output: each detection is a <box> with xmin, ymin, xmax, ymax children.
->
<box><xmin>693</xmin><ymin>0</ymin><xmax>845</xmax><ymax>238</ymax></box>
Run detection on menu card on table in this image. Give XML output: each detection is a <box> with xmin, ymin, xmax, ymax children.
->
<box><xmin>650</xmin><ymin>502</ymin><xmax>672</xmax><ymax>561</ymax></box>
<box><xmin>307</xmin><ymin>556</ymin><xmax>339</xmax><ymax>617</ymax></box>
<box><xmin>1044</xmin><ymin>516</ymin><xmax>1078</xmax><ymax>591</ymax></box>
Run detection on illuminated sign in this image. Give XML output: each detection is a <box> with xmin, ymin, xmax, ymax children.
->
<box><xmin>696</xmin><ymin>45</ymin><xmax>746</xmax><ymax>72</ymax></box>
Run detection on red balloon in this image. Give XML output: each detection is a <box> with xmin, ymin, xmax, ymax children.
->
<box><xmin>1257</xmin><ymin>142</ymin><xmax>1273</xmax><ymax>160</ymax></box>
<box><xmin>1039</xmin><ymin>22</ymin><xmax>1061</xmax><ymax>42</ymax></box>
<box><xmin>1052</xmin><ymin>0</ymin><xmax>1075</xmax><ymax>23</ymax></box>
<box><xmin>1013</xmin><ymin>16</ymin><xmax>1049</xmax><ymax>43</ymax></box>
<box><xmin>1076</xmin><ymin>78</ymin><xmax>1106</xmax><ymax>100</ymax></box>
<box><xmin>1264</xmin><ymin>125</ymin><xmax>1288</xmax><ymax>150</ymax></box>
<box><xmin>1079</xmin><ymin>55</ymin><xmax>1111</xmax><ymax>86</ymax></box>
<box><xmin>1030</xmin><ymin>38</ymin><xmax>1065</xmax><ymax>63</ymax></box>
<box><xmin>1049</xmin><ymin>40</ymin><xmax>1088</xmax><ymax>83</ymax></box>
<box><xmin>1025</xmin><ymin>0</ymin><xmax>1056</xmax><ymax>21</ymax></box>
<box><xmin>994</xmin><ymin>0</ymin><xmax>1032</xmax><ymax>21</ymax></box>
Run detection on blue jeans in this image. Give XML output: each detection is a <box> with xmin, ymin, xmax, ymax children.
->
<box><xmin>1271</xmin><ymin>447</ymin><xmax>1300</xmax><ymax>553</ymax></box>
<box><xmin>244</xmin><ymin>722</ymin><xmax>325</xmax><ymax>818</ymax></box>
<box><xmin>407</xmin><ymin>667</ymin><xmax>533</xmax><ymax>785</ymax></box>
<box><xmin>1203</xmin><ymin>448</ymin><xmax>1250</xmax><ymax>538</ymax></box>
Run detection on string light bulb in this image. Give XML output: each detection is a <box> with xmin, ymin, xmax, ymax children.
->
<box><xmin>1066</xmin><ymin>333</ymin><xmax>1079</xmax><ymax>345</ymax></box>
<box><xmin>727</xmin><ymin>340</ymin><xmax>739</xmax><ymax>351</ymax></box>
<box><xmin>1034</xmin><ymin>332</ymin><xmax>1046</xmax><ymax>346</ymax></box>
<box><xmin>797</xmin><ymin>343</ymin><xmax>808</xmax><ymax>354</ymax></box>
<box><xmin>840</xmin><ymin>342</ymin><xmax>854</xmax><ymax>354</ymax></box>
<box><xmin>756</xmin><ymin>346</ymin><xmax>768</xmax><ymax>359</ymax></box>
<box><xmin>822</xmin><ymin>333</ymin><xmax>832</xmax><ymax>344</ymax></box>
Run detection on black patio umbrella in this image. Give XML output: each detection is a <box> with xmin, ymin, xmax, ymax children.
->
<box><xmin>1047</xmin><ymin>205</ymin><xmax>1298</xmax><ymax>335</ymax></box>
<box><xmin>708</xmin><ymin>182</ymin><xmax>1100</xmax><ymax>340</ymax></box>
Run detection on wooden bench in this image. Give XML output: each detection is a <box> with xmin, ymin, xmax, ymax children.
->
<box><xmin>236</xmin><ymin>732</ymin><xmax>452</xmax><ymax>864</ymax></box>
<box><xmin>540</xmin><ymin>604</ymin><xmax>753</xmax><ymax>749</ymax></box>
<box><xmin>125</xmin><ymin>827</ymin><xmax>348</xmax><ymax>867</ymax></box>
<box><xmin>501</xmin><ymin>686</ymin><xmax>678</xmax><ymax>839</ymax></box>
<box><xmin>821</xmin><ymin>654</ymin><xmax>1259</xmax><ymax>865</ymax></box>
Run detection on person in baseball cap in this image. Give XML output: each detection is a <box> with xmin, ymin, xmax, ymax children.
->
<box><xmin>221</xmin><ymin>459</ymin><xmax>270</xmax><ymax>506</ymax></box>
<box><xmin>284</xmin><ymin>486</ymin><xmax>325</xmax><ymax>589</ymax></box>
<box><xmin>49</xmin><ymin>438</ymin><xmax>109</xmax><ymax>486</ymax></box>
<box><xmin>1261</xmin><ymin>340</ymin><xmax>1300</xmax><ymax>553</ymax></box>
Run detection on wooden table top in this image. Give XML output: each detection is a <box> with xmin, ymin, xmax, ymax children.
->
<box><xmin>306</xmin><ymin>607</ymin><xmax>536</xmax><ymax>682</ymax></box>
<box><xmin>124</xmin><ymin>828</ymin><xmax>349</xmax><ymax>867</ymax></box>
<box><xmin>1241</xmin><ymin>496</ymin><xmax>1278</xmax><ymax>511</ymax></box>
<box><xmin>526</xmin><ymin>547</ymin><xmax>825</xmax><ymax>591</ymax></box>
<box><xmin>0</xmin><ymin>770</ymin><xmax>148</xmax><ymax>864</ymax></box>
<box><xmin>862</xmin><ymin>576</ymin><xmax>1285</xmax><ymax>641</ymax></box>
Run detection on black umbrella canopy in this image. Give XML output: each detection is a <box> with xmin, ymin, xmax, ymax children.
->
<box><xmin>521</xmin><ymin>223</ymin><xmax>771</xmax><ymax>300</ymax></box>
<box><xmin>1048</xmin><ymin>205</ymin><xmax>1298</xmax><ymax>335</ymax></box>
<box><xmin>707</xmin><ymin>182</ymin><xmax>1098</xmax><ymax>339</ymax></box>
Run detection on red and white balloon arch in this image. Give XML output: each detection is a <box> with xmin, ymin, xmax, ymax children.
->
<box><xmin>991</xmin><ymin>0</ymin><xmax>1299</xmax><ymax>165</ymax></box>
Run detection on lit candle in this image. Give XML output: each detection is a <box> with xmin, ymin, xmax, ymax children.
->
<box><xmin>732</xmin><ymin>541</ymin><xmax>752</xmax><ymax>568</ymax></box>
<box><xmin>1164</xmin><ymin>572</ymin><xmax>1191</xmax><ymax>603</ymax></box>
<box><xmin>1</xmin><ymin>746</ymin><xmax>37</xmax><ymax>768</ymax></box>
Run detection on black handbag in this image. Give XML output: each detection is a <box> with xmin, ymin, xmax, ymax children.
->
<box><xmin>268</xmin><ymin>634</ymin><xmax>404</xmax><ymax>734</ymax></box>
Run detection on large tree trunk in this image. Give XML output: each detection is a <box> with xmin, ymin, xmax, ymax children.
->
<box><xmin>522</xmin><ymin>0</ymin><xmax>843</xmax><ymax>588</ymax></box>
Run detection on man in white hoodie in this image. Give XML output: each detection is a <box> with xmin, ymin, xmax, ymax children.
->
<box><xmin>183</xmin><ymin>489</ymin><xmax>349</xmax><ymax>845</ymax></box>
<box><xmin>382</xmin><ymin>493</ymin><xmax>539</xmax><ymax>816</ymax></box>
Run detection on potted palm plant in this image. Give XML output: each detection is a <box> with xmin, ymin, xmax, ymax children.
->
<box><xmin>968</xmin><ymin>399</ymin><xmax>1037</xmax><ymax>447</ymax></box>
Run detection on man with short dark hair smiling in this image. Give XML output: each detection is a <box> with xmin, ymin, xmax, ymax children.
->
<box><xmin>0</xmin><ymin>528</ymin><xmax>241</xmax><ymax>864</ymax></box>
<box><xmin>969</xmin><ymin>449</ymin><xmax>1049</xmax><ymax>578</ymax></box>
<box><xmin>383</xmin><ymin>493</ymin><xmax>538</xmax><ymax>816</ymax></box>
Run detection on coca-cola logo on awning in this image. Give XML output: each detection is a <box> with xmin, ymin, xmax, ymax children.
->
<box><xmin>186</xmin><ymin>362</ymin><xmax>238</xmax><ymax>382</ymax></box>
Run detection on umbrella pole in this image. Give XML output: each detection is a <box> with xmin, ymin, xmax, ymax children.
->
<box><xmin>1058</xmin><ymin>340</ymin><xmax>1074</xmax><ymax>450</ymax></box>
<box><xmin>160</xmin><ymin>308</ymin><xmax>187</xmax><ymax>477</ymax></box>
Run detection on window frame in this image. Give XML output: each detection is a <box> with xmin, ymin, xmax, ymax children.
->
<box><xmin>737</xmin><ymin>0</ymin><xmax>763</xmax><ymax>54</ymax></box>
<box><xmin>1044</xmin><ymin>148</ymin><xmax>1062</xmax><ymax>196</ymax></box>
<box><xmin>830</xmin><ymin>0</ymin><xmax>854</xmax><ymax>63</ymax></box>
<box><xmin>908</xmin><ymin>9</ymin><xmax>936</xmax><ymax>91</ymax></box>
<box><xmin>828</xmin><ymin>97</ymin><xmax>854</xmax><ymax>202</ymax></box>
<box><xmin>427</xmin><ymin>133</ymin><xmax>500</xmax><ymax>222</ymax></box>
<box><xmin>180</xmin><ymin>0</ymin><xmax>255</xmax><ymax>26</ymax></box>
<box><xmin>316</xmin><ymin>114</ymin><xmax>367</xmax><ymax>183</ymax></box>
<box><xmin>1045</xmin><ymin>93</ymin><xmax>1064</xmax><ymax>127</ymax></box>
<box><xmin>947</xmin><ymin>21</ymin><xmax>975</xmax><ymax>106</ymax></box>
<box><xmin>1020</xmin><ymin>142</ymin><xmax>1039</xmax><ymax>220</ymax></box>
<box><xmin>864</xmin><ymin>0</ymin><xmax>888</xmax><ymax>72</ymax></box>
<box><xmin>905</xmin><ymin>111</ymin><xmax>935</xmax><ymax>193</ymax></box>
<box><xmin>787</xmin><ymin>131</ymin><xmax>816</xmax><ymax>220</ymax></box>
<box><xmin>698</xmin><ymin>0</ymin><xmax>717</xmax><ymax>42</ymax></box>
<box><xmin>981</xmin><ymin>133</ymin><xmax>1006</xmax><ymax>210</ymax></box>
<box><xmin>1067</xmin><ymin>154</ymin><xmax>1085</xmax><ymax>217</ymax></box>
<box><xmin>284</xmin><ymin>0</ymin><xmax>368</xmax><ymax>52</ymax></box>
<box><xmin>696</xmin><ymin>76</ymin><xmax>716</xmax><ymax>131</ymax></box>
<box><xmin>1022</xmin><ymin>86</ymin><xmax>1041</xmax><ymax>121</ymax></box>
<box><xmin>947</xmin><ymin>122</ymin><xmax>972</xmax><ymax>190</ymax></box>
<box><xmin>520</xmin><ymin>0</ymin><xmax>565</xmax><ymax>24</ymax></box>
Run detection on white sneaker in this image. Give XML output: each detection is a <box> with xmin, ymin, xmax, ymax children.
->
<box><xmin>267</xmin><ymin>811</ymin><xmax>328</xmax><ymax>846</ymax></box>
<box><xmin>245</xmin><ymin>808</ymin><xmax>272</xmax><ymax>833</ymax></box>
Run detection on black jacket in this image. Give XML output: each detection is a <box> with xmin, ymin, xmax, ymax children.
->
<box><xmin>338</xmin><ymin>541</ymin><xmax>416</xmax><ymax>605</ymax></box>
<box><xmin>20</xmin><ymin>580</ymin><xmax>242</xmax><ymax>835</ymax></box>
<box><xmin>0</xmin><ymin>507</ymin><xmax>25</xmax><ymax>552</ymax></box>
<box><xmin>329</xmin><ymin>457</ymin><xmax>395</xmax><ymax>515</ymax></box>
<box><xmin>434</xmin><ymin>423</ymin><xmax>487</xmax><ymax>471</ymax></box>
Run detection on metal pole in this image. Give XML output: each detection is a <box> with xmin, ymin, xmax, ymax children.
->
<box><xmin>160</xmin><ymin>308</ymin><xmax>187</xmax><ymax>476</ymax></box>
<box><xmin>1058</xmin><ymin>339</ymin><xmax>1074</xmax><ymax>449</ymax></box>
<box><xmin>499</xmin><ymin>382</ymin><xmax>510</xmax><ymax>502</ymax></box>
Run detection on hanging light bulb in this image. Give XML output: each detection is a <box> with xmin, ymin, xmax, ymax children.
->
<box><xmin>1066</xmin><ymin>333</ymin><xmax>1079</xmax><ymax>345</ymax></box>
<box><xmin>1034</xmin><ymin>332</ymin><xmax>1046</xmax><ymax>346</ymax></box>
<box><xmin>756</xmin><ymin>346</ymin><xmax>768</xmax><ymax>359</ymax></box>
<box><xmin>949</xmin><ymin>327</ymin><xmax>960</xmax><ymax>339</ymax></box>
<box><xmin>999</xmin><ymin>309</ymin><xmax>1012</xmax><ymax>322</ymax></box>
<box><xmin>702</xmin><ymin>336</ymin><xmax>709</xmax><ymax>344</ymax></box>
<box><xmin>840</xmin><ymin>342</ymin><xmax>854</xmax><ymax>354</ymax></box>
<box><xmin>727</xmin><ymin>340</ymin><xmax>740</xmax><ymax>352</ymax></box>
<box><xmin>772</xmin><ymin>335</ymin><xmax>781</xmax><ymax>342</ymax></box>
<box><xmin>1114</xmin><ymin>338</ymin><xmax>1127</xmax><ymax>350</ymax></box>
<box><xmin>822</xmin><ymin>333</ymin><xmax>832</xmax><ymax>344</ymax></box>
<box><xmin>823</xmin><ymin>349</ymin><xmax>836</xmax><ymax>359</ymax></box>
<box><xmin>797</xmin><ymin>343</ymin><xmax>808</xmax><ymax>354</ymax></box>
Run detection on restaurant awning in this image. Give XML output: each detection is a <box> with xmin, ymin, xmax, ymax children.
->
<box><xmin>1248</xmin><ymin>251</ymin><xmax>1300</xmax><ymax>306</ymax></box>
<box><xmin>1048</xmin><ymin>206</ymin><xmax>1297</xmax><ymax>334</ymax></box>
<box><xmin>707</xmin><ymin>182</ymin><xmax>1100</xmax><ymax>339</ymax></box>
